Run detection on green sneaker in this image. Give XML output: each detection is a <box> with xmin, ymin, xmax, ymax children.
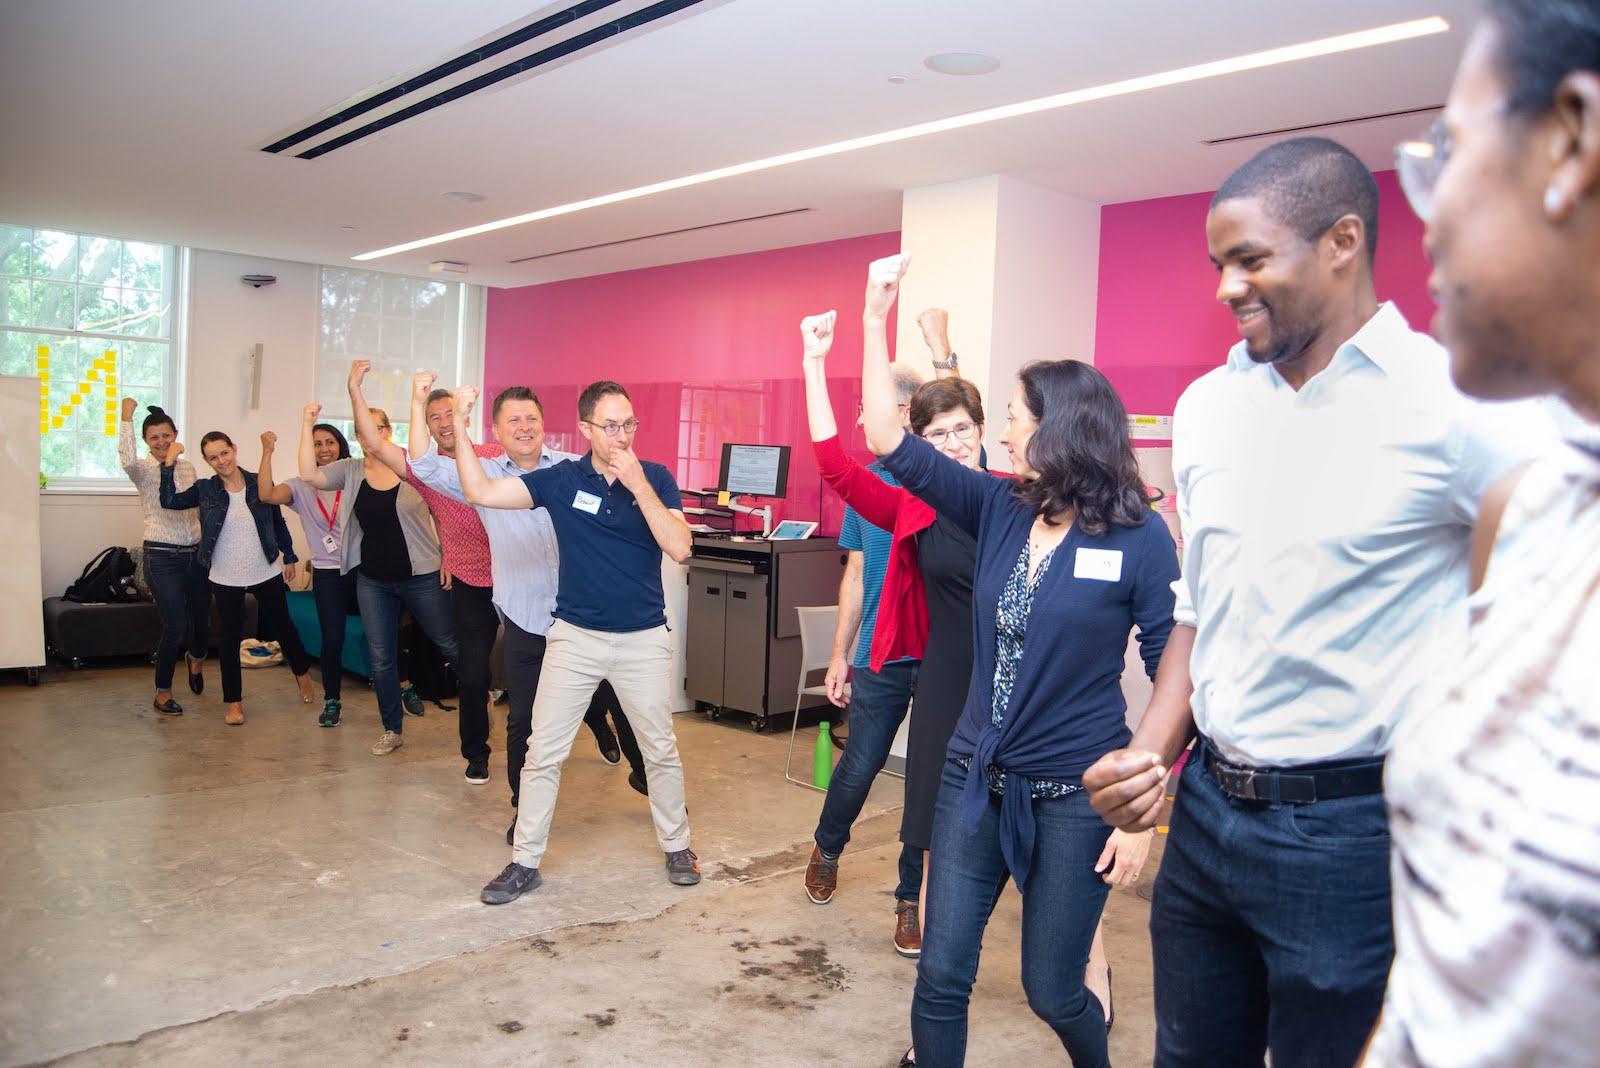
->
<box><xmin>400</xmin><ymin>684</ymin><xmax>425</xmax><ymax>717</ymax></box>
<box><xmin>319</xmin><ymin>699</ymin><xmax>341</xmax><ymax>727</ymax></box>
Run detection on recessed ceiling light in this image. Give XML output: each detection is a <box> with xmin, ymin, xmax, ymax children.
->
<box><xmin>340</xmin><ymin>225</ymin><xmax>356</xmax><ymax>232</ymax></box>
<box><xmin>888</xmin><ymin>75</ymin><xmax>909</xmax><ymax>86</ymax></box>
<box><xmin>924</xmin><ymin>52</ymin><xmax>1000</xmax><ymax>76</ymax></box>
<box><xmin>355</xmin><ymin>17</ymin><xmax>1450</xmax><ymax>262</ymax></box>
<box><xmin>442</xmin><ymin>191</ymin><xmax>487</xmax><ymax>203</ymax></box>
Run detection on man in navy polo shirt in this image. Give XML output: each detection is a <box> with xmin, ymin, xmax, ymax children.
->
<box><xmin>449</xmin><ymin>380</ymin><xmax>698</xmax><ymax>902</ymax></box>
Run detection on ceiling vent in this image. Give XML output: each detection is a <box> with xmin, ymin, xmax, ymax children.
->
<box><xmin>508</xmin><ymin>208</ymin><xmax>813</xmax><ymax>263</ymax></box>
<box><xmin>1203</xmin><ymin>104</ymin><xmax>1442</xmax><ymax>146</ymax></box>
<box><xmin>259</xmin><ymin>0</ymin><xmax>724</xmax><ymax>160</ymax></box>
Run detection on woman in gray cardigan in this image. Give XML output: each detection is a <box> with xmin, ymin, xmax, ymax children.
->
<box><xmin>296</xmin><ymin>402</ymin><xmax>460</xmax><ymax>755</ymax></box>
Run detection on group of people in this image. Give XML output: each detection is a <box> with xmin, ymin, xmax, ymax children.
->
<box><xmin>112</xmin><ymin>3</ymin><xmax>1599</xmax><ymax>1063</ymax></box>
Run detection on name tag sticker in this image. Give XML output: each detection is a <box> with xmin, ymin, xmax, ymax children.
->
<box><xmin>572</xmin><ymin>490</ymin><xmax>602</xmax><ymax>515</ymax></box>
<box><xmin>1074</xmin><ymin>548</ymin><xmax>1123</xmax><ymax>582</ymax></box>
<box><xmin>321</xmin><ymin>533</ymin><xmax>339</xmax><ymax>553</ymax></box>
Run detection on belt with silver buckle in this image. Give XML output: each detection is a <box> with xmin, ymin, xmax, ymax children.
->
<box><xmin>1203</xmin><ymin>745</ymin><xmax>1385</xmax><ymax>804</ymax></box>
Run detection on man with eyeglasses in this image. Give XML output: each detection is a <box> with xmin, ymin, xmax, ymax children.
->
<box><xmin>449</xmin><ymin>379</ymin><xmax>700</xmax><ymax>901</ymax></box>
<box><xmin>1081</xmin><ymin>137</ymin><xmax>1548</xmax><ymax>1067</ymax></box>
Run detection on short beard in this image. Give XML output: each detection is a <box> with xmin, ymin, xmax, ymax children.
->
<box><xmin>1248</xmin><ymin>316</ymin><xmax>1320</xmax><ymax>367</ymax></box>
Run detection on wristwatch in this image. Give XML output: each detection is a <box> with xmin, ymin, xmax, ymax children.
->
<box><xmin>931</xmin><ymin>351</ymin><xmax>959</xmax><ymax>371</ymax></box>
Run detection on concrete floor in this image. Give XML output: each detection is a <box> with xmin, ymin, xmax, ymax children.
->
<box><xmin>1</xmin><ymin>662</ymin><xmax>1159</xmax><ymax>1066</ymax></box>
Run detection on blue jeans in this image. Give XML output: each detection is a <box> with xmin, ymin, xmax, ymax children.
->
<box><xmin>144</xmin><ymin>543</ymin><xmax>209</xmax><ymax>692</ymax></box>
<box><xmin>912</xmin><ymin>760</ymin><xmax>1112</xmax><ymax>1067</ymax></box>
<box><xmin>356</xmin><ymin>571</ymin><xmax>460</xmax><ymax>733</ymax></box>
<box><xmin>1150</xmin><ymin>741</ymin><xmax>1393</xmax><ymax>1067</ymax></box>
<box><xmin>813</xmin><ymin>658</ymin><xmax>922</xmax><ymax>901</ymax></box>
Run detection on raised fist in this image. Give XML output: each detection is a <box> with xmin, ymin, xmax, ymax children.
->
<box><xmin>121</xmin><ymin>396</ymin><xmax>138</xmax><ymax>421</ymax></box>
<box><xmin>452</xmin><ymin>386</ymin><xmax>478</xmax><ymax>420</ymax></box>
<box><xmin>302</xmin><ymin>403</ymin><xmax>322</xmax><ymax>424</ymax></box>
<box><xmin>865</xmin><ymin>254</ymin><xmax>910</xmax><ymax>319</ymax></box>
<box><xmin>800</xmin><ymin>310</ymin><xmax>837</xmax><ymax>363</ymax></box>
<box><xmin>260</xmin><ymin>430</ymin><xmax>278</xmax><ymax>451</ymax></box>
<box><xmin>166</xmin><ymin>441</ymin><xmax>185</xmax><ymax>465</ymax></box>
<box><xmin>413</xmin><ymin>371</ymin><xmax>438</xmax><ymax>401</ymax></box>
<box><xmin>916</xmin><ymin>307</ymin><xmax>949</xmax><ymax>349</ymax></box>
<box><xmin>347</xmin><ymin>359</ymin><xmax>371</xmax><ymax>389</ymax></box>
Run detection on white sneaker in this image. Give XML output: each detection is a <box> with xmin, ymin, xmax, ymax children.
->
<box><xmin>370</xmin><ymin>730</ymin><xmax>404</xmax><ymax>755</ymax></box>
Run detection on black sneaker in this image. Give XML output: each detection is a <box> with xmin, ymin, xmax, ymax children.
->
<box><xmin>319</xmin><ymin>699</ymin><xmax>341</xmax><ymax>727</ymax></box>
<box><xmin>665</xmin><ymin>848</ymin><xmax>701</xmax><ymax>886</ymax></box>
<box><xmin>465</xmin><ymin>760</ymin><xmax>490</xmax><ymax>785</ymax></box>
<box><xmin>481</xmin><ymin>862</ymin><xmax>541</xmax><ymax>904</ymax></box>
<box><xmin>628</xmin><ymin>770</ymin><xmax>649</xmax><ymax>796</ymax></box>
<box><xmin>594</xmin><ymin>725</ymin><xmax>621</xmax><ymax>765</ymax></box>
<box><xmin>400</xmin><ymin>685</ymin><xmax>425</xmax><ymax>717</ymax></box>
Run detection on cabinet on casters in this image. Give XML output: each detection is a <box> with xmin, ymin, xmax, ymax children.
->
<box><xmin>684</xmin><ymin>534</ymin><xmax>845</xmax><ymax>731</ymax></box>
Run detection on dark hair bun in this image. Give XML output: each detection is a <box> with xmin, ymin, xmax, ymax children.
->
<box><xmin>147</xmin><ymin>405</ymin><xmax>166</xmax><ymax>417</ymax></box>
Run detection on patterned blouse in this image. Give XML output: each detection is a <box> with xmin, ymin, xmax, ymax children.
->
<box><xmin>1369</xmin><ymin>438</ymin><xmax>1600</xmax><ymax>1067</ymax></box>
<box><xmin>961</xmin><ymin>541</ymin><xmax>1081</xmax><ymax>800</ymax></box>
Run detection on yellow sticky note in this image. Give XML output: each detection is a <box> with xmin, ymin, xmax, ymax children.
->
<box><xmin>36</xmin><ymin>344</ymin><xmax>49</xmax><ymax>360</ymax></box>
<box><xmin>105</xmin><ymin>400</ymin><xmax>118</xmax><ymax>411</ymax></box>
<box><xmin>105</xmin><ymin>374</ymin><xmax>117</xmax><ymax>387</ymax></box>
<box><xmin>717</xmin><ymin>490</ymin><xmax>731</xmax><ymax>506</ymax></box>
<box><xmin>38</xmin><ymin>370</ymin><xmax>48</xmax><ymax>383</ymax></box>
<box><xmin>87</xmin><ymin>368</ymin><xmax>100</xmax><ymax>381</ymax></box>
<box><xmin>51</xmin><ymin>417</ymin><xmax>62</xmax><ymax>429</ymax></box>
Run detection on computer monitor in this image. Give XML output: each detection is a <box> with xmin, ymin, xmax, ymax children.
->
<box><xmin>717</xmin><ymin>443</ymin><xmax>790</xmax><ymax>498</ymax></box>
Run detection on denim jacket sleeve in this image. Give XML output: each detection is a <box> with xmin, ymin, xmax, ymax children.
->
<box><xmin>159</xmin><ymin>463</ymin><xmax>201</xmax><ymax>510</ymax></box>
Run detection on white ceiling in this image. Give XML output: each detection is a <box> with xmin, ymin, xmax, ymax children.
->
<box><xmin>0</xmin><ymin>0</ymin><xmax>1475</xmax><ymax>288</ymax></box>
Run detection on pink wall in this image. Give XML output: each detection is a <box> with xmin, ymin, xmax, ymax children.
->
<box><xmin>484</xmin><ymin>232</ymin><xmax>902</xmax><ymax>535</ymax></box>
<box><xmin>1094</xmin><ymin>169</ymin><xmax>1435</xmax><ymax>419</ymax></box>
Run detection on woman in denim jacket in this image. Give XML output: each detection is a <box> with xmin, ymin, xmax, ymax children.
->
<box><xmin>161</xmin><ymin>430</ymin><xmax>314</xmax><ymax>725</ymax></box>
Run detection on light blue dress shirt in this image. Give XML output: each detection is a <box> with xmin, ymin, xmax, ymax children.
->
<box><xmin>409</xmin><ymin>443</ymin><xmax>577</xmax><ymax>635</ymax></box>
<box><xmin>1171</xmin><ymin>302</ymin><xmax>1552</xmax><ymax>766</ymax></box>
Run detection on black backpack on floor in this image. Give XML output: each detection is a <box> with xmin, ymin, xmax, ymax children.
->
<box><xmin>63</xmin><ymin>546</ymin><xmax>141</xmax><ymax>604</ymax></box>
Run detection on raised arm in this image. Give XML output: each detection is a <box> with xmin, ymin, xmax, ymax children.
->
<box><xmin>296</xmin><ymin>403</ymin><xmax>332</xmax><ymax>489</ymax></box>
<box><xmin>347</xmin><ymin>359</ymin><xmax>407</xmax><ymax>477</ymax></box>
<box><xmin>800</xmin><ymin>310</ymin><xmax>840</xmax><ymax>442</ymax></box>
<box><xmin>862</xmin><ymin>255</ymin><xmax>909</xmax><ymax>457</ymax></box>
<box><xmin>158</xmin><ymin>444</ymin><xmax>201</xmax><ymax>509</ymax></box>
<box><xmin>449</xmin><ymin>387</ymin><xmax>532</xmax><ymax>509</ymax></box>
<box><xmin>256</xmin><ymin>431</ymin><xmax>293</xmax><ymax>505</ymax></box>
<box><xmin>409</xmin><ymin>371</ymin><xmax>438</xmax><ymax>461</ymax></box>
<box><xmin>608</xmin><ymin>446</ymin><xmax>691</xmax><ymax>564</ymax></box>
<box><xmin>917</xmin><ymin>308</ymin><xmax>960</xmax><ymax>380</ymax></box>
<box><xmin>118</xmin><ymin>396</ymin><xmax>140</xmax><ymax>474</ymax></box>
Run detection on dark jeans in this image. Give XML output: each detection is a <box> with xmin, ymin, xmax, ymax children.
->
<box><xmin>502</xmin><ymin>618</ymin><xmax>646</xmax><ymax>809</ymax></box>
<box><xmin>356</xmin><ymin>571</ymin><xmax>460</xmax><ymax>734</ymax></box>
<box><xmin>451</xmin><ymin>581</ymin><xmax>499</xmax><ymax>764</ymax></box>
<box><xmin>585</xmin><ymin>680</ymin><xmax>645</xmax><ymax>776</ymax></box>
<box><xmin>1150</xmin><ymin>741</ymin><xmax>1394</xmax><ymax>1068</ymax></box>
<box><xmin>813</xmin><ymin>658</ymin><xmax>923</xmax><ymax>901</ymax></box>
<box><xmin>212</xmin><ymin>578</ymin><xmax>312</xmax><ymax>704</ymax></box>
<box><xmin>310</xmin><ymin>566</ymin><xmax>356</xmax><ymax>701</ymax></box>
<box><xmin>145</xmin><ymin>543</ymin><xmax>209</xmax><ymax>692</ymax></box>
<box><xmin>912</xmin><ymin>760</ymin><xmax>1112</xmax><ymax>1067</ymax></box>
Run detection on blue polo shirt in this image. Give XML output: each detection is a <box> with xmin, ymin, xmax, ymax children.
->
<box><xmin>518</xmin><ymin>453</ymin><xmax>683</xmax><ymax>633</ymax></box>
<box><xmin>837</xmin><ymin>461</ymin><xmax>904</xmax><ymax>670</ymax></box>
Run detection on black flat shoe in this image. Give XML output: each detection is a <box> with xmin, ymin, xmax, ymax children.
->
<box><xmin>186</xmin><ymin>656</ymin><xmax>204</xmax><ymax>695</ymax></box>
<box><xmin>152</xmin><ymin>696</ymin><xmax>183</xmax><ymax>715</ymax></box>
<box><xmin>899</xmin><ymin>1046</ymin><xmax>916</xmax><ymax>1066</ymax></box>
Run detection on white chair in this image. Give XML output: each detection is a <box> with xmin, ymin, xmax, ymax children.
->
<box><xmin>784</xmin><ymin>605</ymin><xmax>847</xmax><ymax>792</ymax></box>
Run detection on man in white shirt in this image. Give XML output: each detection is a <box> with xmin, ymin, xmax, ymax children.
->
<box><xmin>1083</xmin><ymin>138</ymin><xmax>1544</xmax><ymax>1067</ymax></box>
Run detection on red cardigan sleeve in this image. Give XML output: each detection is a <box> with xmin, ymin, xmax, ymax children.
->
<box><xmin>813</xmin><ymin>436</ymin><xmax>908</xmax><ymax>531</ymax></box>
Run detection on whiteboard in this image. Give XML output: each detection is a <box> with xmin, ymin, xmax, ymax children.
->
<box><xmin>0</xmin><ymin>376</ymin><xmax>45</xmax><ymax>670</ymax></box>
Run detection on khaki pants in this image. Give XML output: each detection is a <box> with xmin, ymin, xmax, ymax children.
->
<box><xmin>511</xmin><ymin>619</ymin><xmax>691</xmax><ymax>868</ymax></box>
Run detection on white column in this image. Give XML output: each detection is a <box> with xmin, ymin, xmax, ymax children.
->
<box><xmin>894</xmin><ymin>175</ymin><xmax>1101</xmax><ymax>469</ymax></box>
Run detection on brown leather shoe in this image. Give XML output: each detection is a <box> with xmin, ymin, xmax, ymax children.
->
<box><xmin>894</xmin><ymin>900</ymin><xmax>921</xmax><ymax>957</ymax></box>
<box><xmin>803</xmin><ymin>845</ymin><xmax>838</xmax><ymax>904</ymax></box>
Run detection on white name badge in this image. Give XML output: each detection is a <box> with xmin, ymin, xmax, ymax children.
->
<box><xmin>1073</xmin><ymin>548</ymin><xmax>1123</xmax><ymax>582</ymax></box>
<box><xmin>572</xmin><ymin>490</ymin><xmax>602</xmax><ymax>515</ymax></box>
<box><xmin>321</xmin><ymin>533</ymin><xmax>339</xmax><ymax>553</ymax></box>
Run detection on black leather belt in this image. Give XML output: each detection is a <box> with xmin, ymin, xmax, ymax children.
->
<box><xmin>1203</xmin><ymin>745</ymin><xmax>1385</xmax><ymax>804</ymax></box>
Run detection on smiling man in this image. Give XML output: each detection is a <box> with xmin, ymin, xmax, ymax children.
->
<box><xmin>1082</xmin><ymin>137</ymin><xmax>1548</xmax><ymax>1068</ymax></box>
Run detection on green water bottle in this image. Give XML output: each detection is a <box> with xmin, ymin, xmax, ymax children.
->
<box><xmin>813</xmin><ymin>721</ymin><xmax>833</xmax><ymax>789</ymax></box>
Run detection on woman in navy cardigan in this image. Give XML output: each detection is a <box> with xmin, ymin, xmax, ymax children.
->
<box><xmin>858</xmin><ymin>256</ymin><xmax>1178</xmax><ymax>1068</ymax></box>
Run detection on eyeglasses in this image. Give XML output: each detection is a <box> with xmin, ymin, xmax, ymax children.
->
<box><xmin>1395</xmin><ymin>101</ymin><xmax>1503</xmax><ymax>223</ymax></box>
<box><xmin>922</xmin><ymin>421</ymin><xmax>980</xmax><ymax>447</ymax></box>
<box><xmin>581</xmin><ymin>418</ymin><xmax>640</xmax><ymax>437</ymax></box>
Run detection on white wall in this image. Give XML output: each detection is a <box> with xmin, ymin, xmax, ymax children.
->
<box><xmin>39</xmin><ymin>249</ymin><xmax>320</xmax><ymax>595</ymax></box>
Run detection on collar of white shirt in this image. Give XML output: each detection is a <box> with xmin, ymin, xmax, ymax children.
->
<box><xmin>1225</xmin><ymin>300</ymin><xmax>1409</xmax><ymax>387</ymax></box>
